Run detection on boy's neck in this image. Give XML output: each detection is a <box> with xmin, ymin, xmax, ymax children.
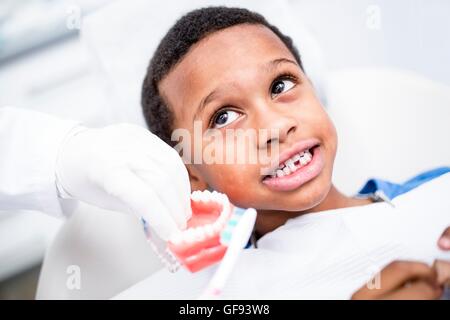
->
<box><xmin>255</xmin><ymin>185</ymin><xmax>372</xmax><ymax>236</ymax></box>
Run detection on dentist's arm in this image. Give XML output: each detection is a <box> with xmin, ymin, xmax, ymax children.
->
<box><xmin>0</xmin><ymin>107</ymin><xmax>191</xmax><ymax>240</ymax></box>
<box><xmin>0</xmin><ymin>107</ymin><xmax>78</xmax><ymax>216</ymax></box>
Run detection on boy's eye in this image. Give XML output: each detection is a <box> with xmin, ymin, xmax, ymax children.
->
<box><xmin>211</xmin><ymin>110</ymin><xmax>240</xmax><ymax>128</ymax></box>
<box><xmin>271</xmin><ymin>78</ymin><xmax>295</xmax><ymax>98</ymax></box>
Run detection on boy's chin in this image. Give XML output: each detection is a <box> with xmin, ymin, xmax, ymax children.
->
<box><xmin>262</xmin><ymin>178</ymin><xmax>332</xmax><ymax>212</ymax></box>
<box><xmin>272</xmin><ymin>193</ymin><xmax>326</xmax><ymax>212</ymax></box>
<box><xmin>221</xmin><ymin>170</ymin><xmax>332</xmax><ymax>212</ymax></box>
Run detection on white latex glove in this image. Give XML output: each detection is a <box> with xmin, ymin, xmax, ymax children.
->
<box><xmin>56</xmin><ymin>123</ymin><xmax>192</xmax><ymax>240</ymax></box>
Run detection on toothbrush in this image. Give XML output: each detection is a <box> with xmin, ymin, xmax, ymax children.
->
<box><xmin>198</xmin><ymin>207</ymin><xmax>257</xmax><ymax>299</ymax></box>
<box><xmin>141</xmin><ymin>218</ymin><xmax>181</xmax><ymax>273</ymax></box>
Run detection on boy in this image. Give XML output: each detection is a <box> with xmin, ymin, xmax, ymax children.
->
<box><xmin>136</xmin><ymin>7</ymin><xmax>449</xmax><ymax>299</ymax></box>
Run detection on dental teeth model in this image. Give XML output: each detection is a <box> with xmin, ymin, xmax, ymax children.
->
<box><xmin>271</xmin><ymin>148</ymin><xmax>313</xmax><ymax>178</ymax></box>
<box><xmin>143</xmin><ymin>190</ymin><xmax>251</xmax><ymax>273</ymax></box>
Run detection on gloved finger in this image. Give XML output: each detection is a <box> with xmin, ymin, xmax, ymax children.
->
<box><xmin>438</xmin><ymin>227</ymin><xmax>450</xmax><ymax>250</ymax></box>
<box><xmin>147</xmin><ymin>175</ymin><xmax>187</xmax><ymax>230</ymax></box>
<box><xmin>130</xmin><ymin>165</ymin><xmax>188</xmax><ymax>230</ymax></box>
<box><xmin>177</xmin><ymin>165</ymin><xmax>192</xmax><ymax>221</ymax></box>
<box><xmin>139</xmin><ymin>191</ymin><xmax>182</xmax><ymax>240</ymax></box>
<box><xmin>101</xmin><ymin>167</ymin><xmax>180</xmax><ymax>240</ymax></box>
<box><xmin>149</xmin><ymin>149</ymin><xmax>192</xmax><ymax>221</ymax></box>
<box><xmin>130</xmin><ymin>155</ymin><xmax>191</xmax><ymax>224</ymax></box>
<box><xmin>133</xmin><ymin>130</ymin><xmax>193</xmax><ymax>221</ymax></box>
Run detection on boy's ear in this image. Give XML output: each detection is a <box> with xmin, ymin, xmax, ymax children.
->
<box><xmin>186</xmin><ymin>164</ymin><xmax>208</xmax><ymax>191</ymax></box>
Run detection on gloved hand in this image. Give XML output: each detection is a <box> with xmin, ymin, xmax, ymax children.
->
<box><xmin>56</xmin><ymin>123</ymin><xmax>192</xmax><ymax>240</ymax></box>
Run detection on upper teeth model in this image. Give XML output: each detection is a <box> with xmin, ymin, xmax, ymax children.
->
<box><xmin>169</xmin><ymin>190</ymin><xmax>231</xmax><ymax>245</ymax></box>
<box><xmin>270</xmin><ymin>148</ymin><xmax>313</xmax><ymax>178</ymax></box>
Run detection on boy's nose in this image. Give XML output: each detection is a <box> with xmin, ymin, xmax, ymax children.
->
<box><xmin>256</xmin><ymin>107</ymin><xmax>297</xmax><ymax>149</ymax></box>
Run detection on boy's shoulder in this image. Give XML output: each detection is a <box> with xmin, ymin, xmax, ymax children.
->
<box><xmin>357</xmin><ymin>166</ymin><xmax>450</xmax><ymax>201</ymax></box>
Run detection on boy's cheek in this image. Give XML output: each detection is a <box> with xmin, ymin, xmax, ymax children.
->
<box><xmin>201</xmin><ymin>164</ymin><xmax>259</xmax><ymax>196</ymax></box>
<box><xmin>297</xmin><ymin>97</ymin><xmax>337</xmax><ymax>140</ymax></box>
<box><xmin>199</xmin><ymin>163</ymin><xmax>244</xmax><ymax>184</ymax></box>
<box><xmin>308</xmin><ymin>109</ymin><xmax>338</xmax><ymax>160</ymax></box>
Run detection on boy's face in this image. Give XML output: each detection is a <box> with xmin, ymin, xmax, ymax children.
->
<box><xmin>159</xmin><ymin>24</ymin><xmax>337</xmax><ymax>212</ymax></box>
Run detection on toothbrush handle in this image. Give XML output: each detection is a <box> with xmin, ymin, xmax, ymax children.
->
<box><xmin>198</xmin><ymin>208</ymin><xmax>257</xmax><ymax>299</ymax></box>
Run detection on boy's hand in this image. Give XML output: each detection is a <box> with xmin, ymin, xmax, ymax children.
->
<box><xmin>435</xmin><ymin>226</ymin><xmax>450</xmax><ymax>286</ymax></box>
<box><xmin>438</xmin><ymin>226</ymin><xmax>450</xmax><ymax>250</ymax></box>
<box><xmin>433</xmin><ymin>260</ymin><xmax>450</xmax><ymax>287</ymax></box>
<box><xmin>351</xmin><ymin>261</ymin><xmax>442</xmax><ymax>300</ymax></box>
<box><xmin>353</xmin><ymin>226</ymin><xmax>450</xmax><ymax>299</ymax></box>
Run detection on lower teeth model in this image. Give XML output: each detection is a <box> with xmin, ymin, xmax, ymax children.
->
<box><xmin>143</xmin><ymin>190</ymin><xmax>251</xmax><ymax>273</ymax></box>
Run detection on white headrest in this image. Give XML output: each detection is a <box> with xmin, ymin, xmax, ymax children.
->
<box><xmin>81</xmin><ymin>0</ymin><xmax>326</xmax><ymax>126</ymax></box>
<box><xmin>326</xmin><ymin>67</ymin><xmax>450</xmax><ymax>193</ymax></box>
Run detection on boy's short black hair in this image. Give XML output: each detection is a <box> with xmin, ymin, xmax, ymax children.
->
<box><xmin>141</xmin><ymin>6</ymin><xmax>303</xmax><ymax>145</ymax></box>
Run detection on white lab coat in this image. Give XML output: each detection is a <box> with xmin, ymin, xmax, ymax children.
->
<box><xmin>0</xmin><ymin>107</ymin><xmax>78</xmax><ymax>216</ymax></box>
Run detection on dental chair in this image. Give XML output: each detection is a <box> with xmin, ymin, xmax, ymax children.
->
<box><xmin>36</xmin><ymin>0</ymin><xmax>450</xmax><ymax>299</ymax></box>
<box><xmin>36</xmin><ymin>202</ymin><xmax>162</xmax><ymax>299</ymax></box>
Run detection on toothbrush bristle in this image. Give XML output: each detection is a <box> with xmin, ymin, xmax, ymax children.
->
<box><xmin>219</xmin><ymin>208</ymin><xmax>247</xmax><ymax>246</ymax></box>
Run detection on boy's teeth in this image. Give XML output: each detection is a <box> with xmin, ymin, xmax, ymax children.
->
<box><xmin>304</xmin><ymin>152</ymin><xmax>312</xmax><ymax>161</ymax></box>
<box><xmin>268</xmin><ymin>148</ymin><xmax>313</xmax><ymax>178</ymax></box>
<box><xmin>285</xmin><ymin>159</ymin><xmax>293</xmax><ymax>167</ymax></box>
<box><xmin>286</xmin><ymin>159</ymin><xmax>297</xmax><ymax>172</ymax></box>
<box><xmin>292</xmin><ymin>154</ymin><xmax>301</xmax><ymax>163</ymax></box>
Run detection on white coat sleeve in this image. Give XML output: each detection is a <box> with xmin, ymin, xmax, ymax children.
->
<box><xmin>0</xmin><ymin>107</ymin><xmax>79</xmax><ymax>217</ymax></box>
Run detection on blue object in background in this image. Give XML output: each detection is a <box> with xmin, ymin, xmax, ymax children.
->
<box><xmin>358</xmin><ymin>166</ymin><xmax>450</xmax><ymax>200</ymax></box>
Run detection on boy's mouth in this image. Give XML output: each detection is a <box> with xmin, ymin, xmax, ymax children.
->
<box><xmin>261</xmin><ymin>139</ymin><xmax>324</xmax><ymax>191</ymax></box>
